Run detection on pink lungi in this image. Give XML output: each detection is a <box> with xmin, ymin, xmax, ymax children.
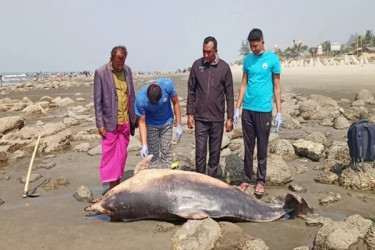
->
<box><xmin>99</xmin><ymin>122</ymin><xmax>130</xmax><ymax>183</ymax></box>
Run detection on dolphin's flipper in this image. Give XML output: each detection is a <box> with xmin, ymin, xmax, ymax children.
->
<box><xmin>134</xmin><ymin>155</ymin><xmax>154</xmax><ymax>175</ymax></box>
<box><xmin>173</xmin><ymin>209</ymin><xmax>209</xmax><ymax>220</ymax></box>
<box><xmin>283</xmin><ymin>193</ymin><xmax>312</xmax><ymax>218</ymax></box>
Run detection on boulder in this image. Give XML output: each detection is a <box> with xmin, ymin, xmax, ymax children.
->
<box><xmin>0</xmin><ymin>116</ymin><xmax>25</xmax><ymax>135</ymax></box>
<box><xmin>172</xmin><ymin>218</ymin><xmax>221</xmax><ymax>250</ymax></box>
<box><xmin>292</xmin><ymin>139</ymin><xmax>325</xmax><ymax>161</ymax></box>
<box><xmin>313</xmin><ymin>214</ymin><xmax>372</xmax><ymax>250</ymax></box>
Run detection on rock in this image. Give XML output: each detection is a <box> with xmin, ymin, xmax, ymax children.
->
<box><xmin>172</xmin><ymin>217</ymin><xmax>221</xmax><ymax>250</ymax></box>
<box><xmin>305</xmin><ymin>132</ymin><xmax>327</xmax><ymax>146</ymax></box>
<box><xmin>63</xmin><ymin>118</ymin><xmax>81</xmax><ymax>127</ymax></box>
<box><xmin>282</xmin><ymin>114</ymin><xmax>302</xmax><ymax>129</ymax></box>
<box><xmin>292</xmin><ymin>247</ymin><xmax>309</xmax><ymax>250</ymax></box>
<box><xmin>41</xmin><ymin>122</ymin><xmax>66</xmax><ymax>137</ymax></box>
<box><xmin>299</xmin><ymin>100</ymin><xmax>320</xmax><ymax>120</ymax></box>
<box><xmin>127</xmin><ymin>137</ymin><xmax>142</xmax><ymax>152</ymax></box>
<box><xmin>313</xmin><ymin>214</ymin><xmax>373</xmax><ymax>250</ymax></box>
<box><xmin>268</xmin><ymin>139</ymin><xmax>295</xmax><ymax>157</ymax></box>
<box><xmin>0</xmin><ymin>198</ymin><xmax>4</xmax><ymax>206</ymax></box>
<box><xmin>333</xmin><ymin>116</ymin><xmax>350</xmax><ymax>129</ymax></box>
<box><xmin>304</xmin><ymin>214</ymin><xmax>333</xmax><ymax>227</ymax></box>
<box><xmin>365</xmin><ymin>225</ymin><xmax>375</xmax><ymax>250</ymax></box>
<box><xmin>35</xmin><ymin>163</ymin><xmax>56</xmax><ymax>169</ymax></box>
<box><xmin>52</xmin><ymin>97</ymin><xmax>74</xmax><ymax>107</ymax></box>
<box><xmin>20</xmin><ymin>173</ymin><xmax>42</xmax><ymax>183</ymax></box>
<box><xmin>355</xmin><ymin>89</ymin><xmax>374</xmax><ymax>102</ymax></box>
<box><xmin>0</xmin><ymin>150</ymin><xmax>8</xmax><ymax>163</ymax></box>
<box><xmin>344</xmin><ymin>106</ymin><xmax>368</xmax><ymax>121</ymax></box>
<box><xmin>324</xmin><ymin>141</ymin><xmax>351</xmax><ymax>171</ymax></box>
<box><xmin>258</xmin><ymin>154</ymin><xmax>293</xmax><ymax>185</ymax></box>
<box><xmin>87</xmin><ymin>144</ymin><xmax>102</xmax><ymax>156</ymax></box>
<box><xmin>217</xmin><ymin>154</ymin><xmax>244</xmax><ymax>185</ymax></box>
<box><xmin>288</xmin><ymin>183</ymin><xmax>306</xmax><ymax>193</ymax></box>
<box><xmin>43</xmin><ymin>177</ymin><xmax>70</xmax><ymax>191</ymax></box>
<box><xmin>73</xmin><ymin>185</ymin><xmax>93</xmax><ymax>202</ymax></box>
<box><xmin>11</xmin><ymin>150</ymin><xmax>25</xmax><ymax>161</ymax></box>
<box><xmin>71</xmin><ymin>133</ymin><xmax>101</xmax><ymax>142</ymax></box>
<box><xmin>221</xmin><ymin>134</ymin><xmax>230</xmax><ymax>149</ymax></box>
<box><xmin>314</xmin><ymin>171</ymin><xmax>339</xmax><ymax>184</ymax></box>
<box><xmin>38</xmin><ymin>129</ymin><xmax>72</xmax><ymax>153</ymax></box>
<box><xmin>73</xmin><ymin>143</ymin><xmax>91</xmax><ymax>152</ymax></box>
<box><xmin>339</xmin><ymin>163</ymin><xmax>375</xmax><ymax>190</ymax></box>
<box><xmin>40</xmin><ymin>96</ymin><xmax>53</xmax><ymax>102</ymax></box>
<box><xmin>319</xmin><ymin>192</ymin><xmax>342</xmax><ymax>205</ymax></box>
<box><xmin>295</xmin><ymin>164</ymin><xmax>308</xmax><ymax>174</ymax></box>
<box><xmin>292</xmin><ymin>139</ymin><xmax>325</xmax><ymax>161</ymax></box>
<box><xmin>241</xmin><ymin>237</ymin><xmax>269</xmax><ymax>250</ymax></box>
<box><xmin>351</xmin><ymin>99</ymin><xmax>366</xmax><ymax>106</ymax></box>
<box><xmin>22</xmin><ymin>103</ymin><xmax>48</xmax><ymax>116</ymax></box>
<box><xmin>0</xmin><ymin>116</ymin><xmax>25</xmax><ymax>135</ymax></box>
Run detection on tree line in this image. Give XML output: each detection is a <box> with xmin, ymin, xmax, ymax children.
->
<box><xmin>237</xmin><ymin>29</ymin><xmax>375</xmax><ymax>62</ymax></box>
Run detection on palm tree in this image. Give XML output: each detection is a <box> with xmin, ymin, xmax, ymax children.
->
<box><xmin>292</xmin><ymin>40</ymin><xmax>303</xmax><ymax>56</ymax></box>
<box><xmin>363</xmin><ymin>30</ymin><xmax>373</xmax><ymax>47</ymax></box>
<box><xmin>239</xmin><ymin>40</ymin><xmax>250</xmax><ymax>57</ymax></box>
<box><xmin>309</xmin><ymin>47</ymin><xmax>317</xmax><ymax>57</ymax></box>
<box><xmin>322</xmin><ymin>41</ymin><xmax>331</xmax><ymax>56</ymax></box>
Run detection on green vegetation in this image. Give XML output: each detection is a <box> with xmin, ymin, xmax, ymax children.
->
<box><xmin>238</xmin><ymin>29</ymin><xmax>375</xmax><ymax>62</ymax></box>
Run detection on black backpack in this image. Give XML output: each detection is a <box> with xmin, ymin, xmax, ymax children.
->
<box><xmin>347</xmin><ymin>119</ymin><xmax>375</xmax><ymax>167</ymax></box>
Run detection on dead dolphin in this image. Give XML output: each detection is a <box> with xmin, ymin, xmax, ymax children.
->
<box><xmin>85</xmin><ymin>155</ymin><xmax>310</xmax><ymax>222</ymax></box>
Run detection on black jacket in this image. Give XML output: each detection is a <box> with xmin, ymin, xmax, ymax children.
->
<box><xmin>187</xmin><ymin>57</ymin><xmax>234</xmax><ymax>122</ymax></box>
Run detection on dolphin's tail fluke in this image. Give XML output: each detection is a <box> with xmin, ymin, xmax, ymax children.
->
<box><xmin>283</xmin><ymin>193</ymin><xmax>312</xmax><ymax>218</ymax></box>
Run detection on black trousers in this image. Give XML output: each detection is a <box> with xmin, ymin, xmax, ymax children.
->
<box><xmin>195</xmin><ymin>120</ymin><xmax>224</xmax><ymax>177</ymax></box>
<box><xmin>242</xmin><ymin>110</ymin><xmax>272</xmax><ymax>185</ymax></box>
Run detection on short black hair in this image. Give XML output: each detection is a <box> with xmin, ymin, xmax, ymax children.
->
<box><xmin>111</xmin><ymin>46</ymin><xmax>127</xmax><ymax>59</ymax></box>
<box><xmin>147</xmin><ymin>83</ymin><xmax>162</xmax><ymax>104</ymax></box>
<box><xmin>203</xmin><ymin>36</ymin><xmax>217</xmax><ymax>49</ymax></box>
<box><xmin>248</xmin><ymin>29</ymin><xmax>263</xmax><ymax>42</ymax></box>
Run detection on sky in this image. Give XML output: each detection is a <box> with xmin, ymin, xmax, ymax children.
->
<box><xmin>1</xmin><ymin>0</ymin><xmax>374</xmax><ymax>73</ymax></box>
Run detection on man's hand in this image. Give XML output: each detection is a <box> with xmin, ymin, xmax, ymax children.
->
<box><xmin>98</xmin><ymin>127</ymin><xmax>106</xmax><ymax>137</ymax></box>
<box><xmin>176</xmin><ymin>125</ymin><xmax>183</xmax><ymax>140</ymax></box>
<box><xmin>233</xmin><ymin>108</ymin><xmax>240</xmax><ymax>127</ymax></box>
<box><xmin>226</xmin><ymin>119</ymin><xmax>233</xmax><ymax>132</ymax></box>
<box><xmin>275</xmin><ymin>113</ymin><xmax>282</xmax><ymax>132</ymax></box>
<box><xmin>187</xmin><ymin>115</ymin><xmax>195</xmax><ymax>129</ymax></box>
<box><xmin>140</xmin><ymin>144</ymin><xmax>148</xmax><ymax>158</ymax></box>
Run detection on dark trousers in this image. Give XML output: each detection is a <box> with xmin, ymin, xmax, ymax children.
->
<box><xmin>242</xmin><ymin>110</ymin><xmax>272</xmax><ymax>185</ymax></box>
<box><xmin>195</xmin><ymin>120</ymin><xmax>224</xmax><ymax>177</ymax></box>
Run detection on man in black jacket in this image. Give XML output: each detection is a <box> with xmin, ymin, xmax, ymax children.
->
<box><xmin>187</xmin><ymin>36</ymin><xmax>234</xmax><ymax>177</ymax></box>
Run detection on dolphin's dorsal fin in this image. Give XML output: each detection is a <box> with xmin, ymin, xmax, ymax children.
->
<box><xmin>134</xmin><ymin>154</ymin><xmax>154</xmax><ymax>175</ymax></box>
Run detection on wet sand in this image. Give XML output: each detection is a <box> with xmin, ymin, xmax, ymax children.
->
<box><xmin>1</xmin><ymin>65</ymin><xmax>375</xmax><ymax>249</ymax></box>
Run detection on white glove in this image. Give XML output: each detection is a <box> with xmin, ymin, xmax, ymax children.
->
<box><xmin>275</xmin><ymin>113</ymin><xmax>282</xmax><ymax>132</ymax></box>
<box><xmin>176</xmin><ymin>125</ymin><xmax>183</xmax><ymax>140</ymax></box>
<box><xmin>140</xmin><ymin>144</ymin><xmax>148</xmax><ymax>158</ymax></box>
<box><xmin>233</xmin><ymin>108</ymin><xmax>240</xmax><ymax>127</ymax></box>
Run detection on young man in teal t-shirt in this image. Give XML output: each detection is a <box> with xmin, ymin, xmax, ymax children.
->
<box><xmin>234</xmin><ymin>28</ymin><xmax>282</xmax><ymax>196</ymax></box>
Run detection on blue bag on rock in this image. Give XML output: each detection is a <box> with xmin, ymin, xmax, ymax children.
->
<box><xmin>347</xmin><ymin>119</ymin><xmax>375</xmax><ymax>167</ymax></box>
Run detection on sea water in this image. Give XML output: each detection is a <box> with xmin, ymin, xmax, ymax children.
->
<box><xmin>0</xmin><ymin>72</ymin><xmax>36</xmax><ymax>86</ymax></box>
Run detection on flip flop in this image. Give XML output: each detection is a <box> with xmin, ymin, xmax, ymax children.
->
<box><xmin>254</xmin><ymin>183</ymin><xmax>265</xmax><ymax>196</ymax></box>
<box><xmin>238</xmin><ymin>182</ymin><xmax>251</xmax><ymax>192</ymax></box>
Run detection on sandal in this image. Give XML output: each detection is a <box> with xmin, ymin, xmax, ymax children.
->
<box><xmin>238</xmin><ymin>182</ymin><xmax>251</xmax><ymax>192</ymax></box>
<box><xmin>254</xmin><ymin>183</ymin><xmax>265</xmax><ymax>196</ymax></box>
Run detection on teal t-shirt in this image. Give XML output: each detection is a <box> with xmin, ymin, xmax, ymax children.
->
<box><xmin>242</xmin><ymin>51</ymin><xmax>281</xmax><ymax>112</ymax></box>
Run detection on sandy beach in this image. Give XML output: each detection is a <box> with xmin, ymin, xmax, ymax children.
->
<box><xmin>1</xmin><ymin>63</ymin><xmax>375</xmax><ymax>250</ymax></box>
